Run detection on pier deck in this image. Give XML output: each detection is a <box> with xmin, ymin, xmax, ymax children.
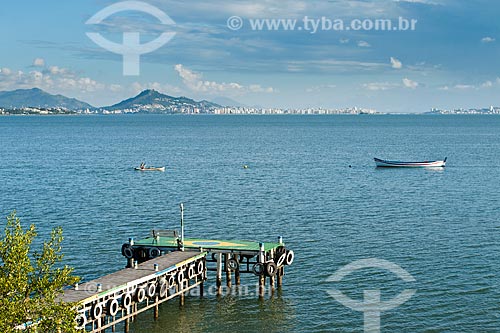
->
<box><xmin>63</xmin><ymin>251</ymin><xmax>206</xmax><ymax>332</ymax></box>
<box><xmin>134</xmin><ymin>236</ymin><xmax>282</xmax><ymax>253</ymax></box>
<box><xmin>63</xmin><ymin>251</ymin><xmax>203</xmax><ymax>304</ymax></box>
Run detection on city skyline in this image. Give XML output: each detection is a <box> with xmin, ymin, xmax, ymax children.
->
<box><xmin>1</xmin><ymin>0</ymin><xmax>499</xmax><ymax>113</ymax></box>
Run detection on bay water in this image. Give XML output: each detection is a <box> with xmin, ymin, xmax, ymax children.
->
<box><xmin>0</xmin><ymin>115</ymin><xmax>498</xmax><ymax>332</ymax></box>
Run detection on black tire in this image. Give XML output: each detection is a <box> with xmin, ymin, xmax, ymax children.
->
<box><xmin>177</xmin><ymin>270</ymin><xmax>185</xmax><ymax>284</ymax></box>
<box><xmin>158</xmin><ymin>281</ymin><xmax>168</xmax><ymax>298</ymax></box>
<box><xmin>168</xmin><ymin>275</ymin><xmax>176</xmax><ymax>288</ymax></box>
<box><xmin>252</xmin><ymin>263</ymin><xmax>265</xmax><ymax>276</ymax></box>
<box><xmin>227</xmin><ymin>258</ymin><xmax>239</xmax><ymax>271</ymax></box>
<box><xmin>188</xmin><ymin>265</ymin><xmax>196</xmax><ymax>279</ymax></box>
<box><xmin>121</xmin><ymin>293</ymin><xmax>132</xmax><ymax>308</ymax></box>
<box><xmin>147</xmin><ymin>283</ymin><xmax>156</xmax><ymax>298</ymax></box>
<box><xmin>135</xmin><ymin>288</ymin><xmax>146</xmax><ymax>303</ymax></box>
<box><xmin>149</xmin><ymin>247</ymin><xmax>161</xmax><ymax>259</ymax></box>
<box><xmin>265</xmin><ymin>262</ymin><xmax>278</xmax><ymax>277</ymax></box>
<box><xmin>75</xmin><ymin>313</ymin><xmax>87</xmax><ymax>330</ymax></box>
<box><xmin>92</xmin><ymin>303</ymin><xmax>103</xmax><ymax>319</ymax></box>
<box><xmin>122</xmin><ymin>244</ymin><xmax>134</xmax><ymax>259</ymax></box>
<box><xmin>107</xmin><ymin>299</ymin><xmax>119</xmax><ymax>317</ymax></box>
<box><xmin>275</xmin><ymin>252</ymin><xmax>286</xmax><ymax>267</ymax></box>
<box><xmin>285</xmin><ymin>250</ymin><xmax>294</xmax><ymax>266</ymax></box>
<box><xmin>196</xmin><ymin>260</ymin><xmax>204</xmax><ymax>275</ymax></box>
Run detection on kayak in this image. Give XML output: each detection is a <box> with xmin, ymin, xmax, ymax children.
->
<box><xmin>134</xmin><ymin>167</ymin><xmax>165</xmax><ymax>172</ymax></box>
<box><xmin>374</xmin><ymin>157</ymin><xmax>447</xmax><ymax>168</ymax></box>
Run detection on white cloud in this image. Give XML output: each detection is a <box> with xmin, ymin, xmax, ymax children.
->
<box><xmin>0</xmin><ymin>67</ymin><xmax>13</xmax><ymax>76</ymax></box>
<box><xmin>390</xmin><ymin>57</ymin><xmax>403</xmax><ymax>69</ymax></box>
<box><xmin>481</xmin><ymin>37</ymin><xmax>495</xmax><ymax>43</ymax></box>
<box><xmin>0</xmin><ymin>61</ymin><xmax>210</xmax><ymax>106</ymax></box>
<box><xmin>394</xmin><ymin>0</ymin><xmax>438</xmax><ymax>4</ymax></box>
<box><xmin>339</xmin><ymin>38</ymin><xmax>350</xmax><ymax>44</ymax></box>
<box><xmin>0</xmin><ymin>62</ymin><xmax>123</xmax><ymax>103</ymax></box>
<box><xmin>174</xmin><ymin>64</ymin><xmax>274</xmax><ymax>95</ymax></box>
<box><xmin>363</xmin><ymin>82</ymin><xmax>398</xmax><ymax>91</ymax></box>
<box><xmin>454</xmin><ymin>84</ymin><xmax>474</xmax><ymax>90</ymax></box>
<box><xmin>438</xmin><ymin>80</ymin><xmax>498</xmax><ymax>91</ymax></box>
<box><xmin>33</xmin><ymin>58</ymin><xmax>45</xmax><ymax>67</ymax></box>
<box><xmin>481</xmin><ymin>81</ymin><xmax>493</xmax><ymax>88</ymax></box>
<box><xmin>47</xmin><ymin>66</ymin><xmax>67</xmax><ymax>75</ymax></box>
<box><xmin>402</xmin><ymin>78</ymin><xmax>418</xmax><ymax>89</ymax></box>
<box><xmin>306</xmin><ymin>84</ymin><xmax>337</xmax><ymax>93</ymax></box>
<box><xmin>357</xmin><ymin>41</ymin><xmax>371</xmax><ymax>48</ymax></box>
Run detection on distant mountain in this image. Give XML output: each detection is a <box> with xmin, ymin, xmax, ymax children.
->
<box><xmin>104</xmin><ymin>89</ymin><xmax>221</xmax><ymax>114</ymax></box>
<box><xmin>211</xmin><ymin>96</ymin><xmax>246</xmax><ymax>107</ymax></box>
<box><xmin>0</xmin><ymin>88</ymin><xmax>93</xmax><ymax>110</ymax></box>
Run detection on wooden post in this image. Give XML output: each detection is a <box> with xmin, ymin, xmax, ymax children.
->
<box><xmin>179</xmin><ymin>280</ymin><xmax>185</xmax><ymax>306</ymax></box>
<box><xmin>269</xmin><ymin>249</ymin><xmax>275</xmax><ymax>292</ymax></box>
<box><xmin>216</xmin><ymin>252</ymin><xmax>222</xmax><ymax>295</ymax></box>
<box><xmin>235</xmin><ymin>268</ymin><xmax>241</xmax><ymax>286</ymax></box>
<box><xmin>259</xmin><ymin>275</ymin><xmax>265</xmax><ymax>298</ymax></box>
<box><xmin>200</xmin><ymin>281</ymin><xmax>204</xmax><ymax>298</ymax></box>
<box><xmin>154</xmin><ymin>296</ymin><xmax>159</xmax><ymax>320</ymax></box>
<box><xmin>277</xmin><ymin>236</ymin><xmax>284</xmax><ymax>287</ymax></box>
<box><xmin>277</xmin><ymin>266</ymin><xmax>284</xmax><ymax>287</ymax></box>
<box><xmin>124</xmin><ymin>318</ymin><xmax>129</xmax><ymax>333</ymax></box>
<box><xmin>225</xmin><ymin>254</ymin><xmax>232</xmax><ymax>288</ymax></box>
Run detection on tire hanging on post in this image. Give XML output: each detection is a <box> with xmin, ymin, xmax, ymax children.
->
<box><xmin>122</xmin><ymin>244</ymin><xmax>134</xmax><ymax>259</ymax></box>
<box><xmin>135</xmin><ymin>287</ymin><xmax>146</xmax><ymax>303</ymax></box>
<box><xmin>75</xmin><ymin>313</ymin><xmax>87</xmax><ymax>330</ymax></box>
<box><xmin>196</xmin><ymin>260</ymin><xmax>204</xmax><ymax>275</ymax></box>
<box><xmin>227</xmin><ymin>258</ymin><xmax>239</xmax><ymax>270</ymax></box>
<box><xmin>92</xmin><ymin>303</ymin><xmax>103</xmax><ymax>319</ymax></box>
<box><xmin>107</xmin><ymin>299</ymin><xmax>119</xmax><ymax>317</ymax></box>
<box><xmin>188</xmin><ymin>265</ymin><xmax>196</xmax><ymax>280</ymax></box>
<box><xmin>158</xmin><ymin>281</ymin><xmax>168</xmax><ymax>298</ymax></box>
<box><xmin>168</xmin><ymin>275</ymin><xmax>176</xmax><ymax>288</ymax></box>
<box><xmin>252</xmin><ymin>263</ymin><xmax>265</xmax><ymax>276</ymax></box>
<box><xmin>149</xmin><ymin>247</ymin><xmax>161</xmax><ymax>259</ymax></box>
<box><xmin>285</xmin><ymin>250</ymin><xmax>295</xmax><ymax>266</ymax></box>
<box><xmin>265</xmin><ymin>261</ymin><xmax>278</xmax><ymax>277</ymax></box>
<box><xmin>147</xmin><ymin>283</ymin><xmax>156</xmax><ymax>298</ymax></box>
<box><xmin>275</xmin><ymin>252</ymin><xmax>287</xmax><ymax>267</ymax></box>
<box><xmin>122</xmin><ymin>293</ymin><xmax>132</xmax><ymax>308</ymax></box>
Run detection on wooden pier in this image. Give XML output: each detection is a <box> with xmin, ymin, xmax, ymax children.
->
<box><xmin>122</xmin><ymin>231</ymin><xmax>294</xmax><ymax>297</ymax></box>
<box><xmin>61</xmin><ymin>206</ymin><xmax>294</xmax><ymax>332</ymax></box>
<box><xmin>62</xmin><ymin>251</ymin><xmax>206</xmax><ymax>332</ymax></box>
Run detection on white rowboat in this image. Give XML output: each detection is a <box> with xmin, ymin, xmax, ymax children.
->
<box><xmin>134</xmin><ymin>166</ymin><xmax>165</xmax><ymax>172</ymax></box>
<box><xmin>374</xmin><ymin>157</ymin><xmax>447</xmax><ymax>168</ymax></box>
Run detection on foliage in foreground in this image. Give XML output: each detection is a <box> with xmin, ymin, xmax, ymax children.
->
<box><xmin>0</xmin><ymin>212</ymin><xmax>80</xmax><ymax>333</ymax></box>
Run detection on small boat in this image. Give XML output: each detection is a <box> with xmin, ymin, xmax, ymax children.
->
<box><xmin>134</xmin><ymin>166</ymin><xmax>165</xmax><ymax>172</ymax></box>
<box><xmin>374</xmin><ymin>157</ymin><xmax>447</xmax><ymax>168</ymax></box>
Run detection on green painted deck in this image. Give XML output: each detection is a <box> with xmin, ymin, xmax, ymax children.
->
<box><xmin>134</xmin><ymin>236</ymin><xmax>282</xmax><ymax>252</ymax></box>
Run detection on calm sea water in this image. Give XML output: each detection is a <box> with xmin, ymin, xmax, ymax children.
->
<box><xmin>0</xmin><ymin>115</ymin><xmax>499</xmax><ymax>332</ymax></box>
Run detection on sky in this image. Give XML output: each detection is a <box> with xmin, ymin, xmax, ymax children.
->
<box><xmin>0</xmin><ymin>0</ymin><xmax>499</xmax><ymax>112</ymax></box>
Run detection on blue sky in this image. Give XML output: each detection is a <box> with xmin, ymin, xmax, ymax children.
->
<box><xmin>0</xmin><ymin>0</ymin><xmax>499</xmax><ymax>112</ymax></box>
